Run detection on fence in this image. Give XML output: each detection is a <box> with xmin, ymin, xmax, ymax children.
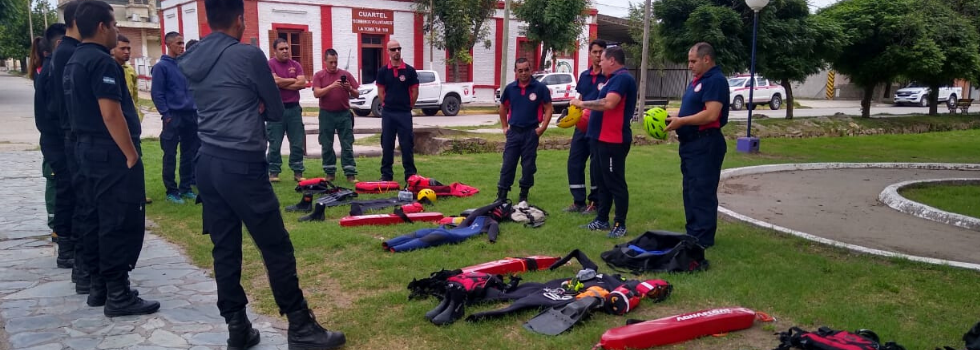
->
<box><xmin>628</xmin><ymin>61</ymin><xmax>691</xmax><ymax>99</ymax></box>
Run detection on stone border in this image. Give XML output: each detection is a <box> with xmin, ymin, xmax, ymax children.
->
<box><xmin>717</xmin><ymin>162</ymin><xmax>980</xmax><ymax>271</ymax></box>
<box><xmin>879</xmin><ymin>178</ymin><xmax>980</xmax><ymax>231</ymax></box>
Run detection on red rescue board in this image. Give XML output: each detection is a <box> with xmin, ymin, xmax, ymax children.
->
<box><xmin>461</xmin><ymin>256</ymin><xmax>562</xmax><ymax>275</ymax></box>
<box><xmin>595</xmin><ymin>307</ymin><xmax>758</xmax><ymax>350</ymax></box>
<box><xmin>339</xmin><ymin>212</ymin><xmax>445</xmax><ymax>227</ymax></box>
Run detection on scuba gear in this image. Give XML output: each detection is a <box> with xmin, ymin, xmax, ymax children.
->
<box><xmin>595</xmin><ymin>307</ymin><xmax>763</xmax><ymax>350</ymax></box>
<box><xmin>417</xmin><ymin>188</ymin><xmax>437</xmax><ymax>203</ymax></box>
<box><xmin>382</xmin><ymin>215</ymin><xmax>499</xmax><ymax>252</ymax></box>
<box><xmin>286</xmin><ymin>192</ymin><xmax>315</xmax><ymax>212</ymax></box>
<box><xmin>557</xmin><ymin>105</ymin><xmax>583</xmax><ymax>128</ymax></box>
<box><xmin>296</xmin><ymin>188</ymin><xmax>358</xmax><ymax>222</ymax></box>
<box><xmin>643</xmin><ymin>107</ymin><xmax>669</xmax><ymax>140</ymax></box>
<box><xmin>407</xmin><ymin>256</ymin><xmax>561</xmax><ymax>300</ymax></box>
<box><xmin>523</xmin><ymin>287</ymin><xmax>608</xmax><ymax>336</ymax></box>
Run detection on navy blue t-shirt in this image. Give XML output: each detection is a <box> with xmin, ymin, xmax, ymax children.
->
<box><xmin>576</xmin><ymin>67</ymin><xmax>608</xmax><ymax>101</ymax></box>
<box><xmin>676</xmin><ymin>65</ymin><xmax>729</xmax><ymax>139</ymax></box>
<box><xmin>376</xmin><ymin>62</ymin><xmax>419</xmax><ymax>112</ymax></box>
<box><xmin>586</xmin><ymin>68</ymin><xmax>636</xmax><ymax>144</ymax></box>
<box><xmin>500</xmin><ymin>78</ymin><xmax>552</xmax><ymax>128</ymax></box>
<box><xmin>64</xmin><ymin>43</ymin><xmax>142</xmax><ymax>139</ymax></box>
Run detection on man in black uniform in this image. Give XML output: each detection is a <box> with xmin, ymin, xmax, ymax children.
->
<box><xmin>64</xmin><ymin>0</ymin><xmax>159</xmax><ymax>316</ymax></box>
<box><xmin>36</xmin><ymin>23</ymin><xmax>72</xmax><ymax>269</ymax></box>
<box><xmin>376</xmin><ymin>39</ymin><xmax>419</xmax><ymax>182</ymax></box>
<box><xmin>49</xmin><ymin>0</ymin><xmax>90</xmax><ymax>292</ymax></box>
<box><xmin>178</xmin><ymin>0</ymin><xmax>346</xmax><ymax>348</ymax></box>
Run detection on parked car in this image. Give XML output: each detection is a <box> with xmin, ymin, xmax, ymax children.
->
<box><xmin>728</xmin><ymin>75</ymin><xmax>786</xmax><ymax>111</ymax></box>
<box><xmin>893</xmin><ymin>83</ymin><xmax>961</xmax><ymax>107</ymax></box>
<box><xmin>494</xmin><ymin>72</ymin><xmax>577</xmax><ymax>112</ymax></box>
<box><xmin>351</xmin><ymin>70</ymin><xmax>476</xmax><ymax>117</ymax></box>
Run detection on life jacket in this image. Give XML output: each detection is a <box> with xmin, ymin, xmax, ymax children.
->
<box><xmin>407</xmin><ymin>174</ymin><xmax>479</xmax><ymax>197</ymax></box>
<box><xmin>774</xmin><ymin>327</ymin><xmax>907</xmax><ymax>350</ymax></box>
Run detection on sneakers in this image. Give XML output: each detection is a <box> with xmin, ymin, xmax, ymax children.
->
<box><xmin>581</xmin><ymin>202</ymin><xmax>597</xmax><ymax>215</ymax></box>
<box><xmin>608</xmin><ymin>222</ymin><xmax>627</xmax><ymax>238</ymax></box>
<box><xmin>166</xmin><ymin>194</ymin><xmax>185</xmax><ymax>204</ymax></box>
<box><xmin>180</xmin><ymin>191</ymin><xmax>197</xmax><ymax>201</ymax></box>
<box><xmin>269</xmin><ymin>173</ymin><xmax>280</xmax><ymax>183</ymax></box>
<box><xmin>581</xmin><ymin>219</ymin><xmax>611</xmax><ymax>231</ymax></box>
<box><xmin>563</xmin><ymin>203</ymin><xmax>586</xmax><ymax>213</ymax></box>
<box><xmin>294</xmin><ymin>173</ymin><xmax>306</xmax><ymax>182</ymax></box>
<box><xmin>145</xmin><ymin>197</ymin><xmax>153</xmax><ymax>204</ymax></box>
<box><xmin>346</xmin><ymin>175</ymin><xmax>359</xmax><ymax>183</ymax></box>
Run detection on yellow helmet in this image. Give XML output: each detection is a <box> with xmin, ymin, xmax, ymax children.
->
<box><xmin>417</xmin><ymin>189</ymin><xmax>437</xmax><ymax>203</ymax></box>
<box><xmin>557</xmin><ymin>105</ymin><xmax>583</xmax><ymax>128</ymax></box>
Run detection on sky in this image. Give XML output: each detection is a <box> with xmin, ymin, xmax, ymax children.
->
<box><xmin>592</xmin><ymin>0</ymin><xmax>841</xmax><ymax>18</ymax></box>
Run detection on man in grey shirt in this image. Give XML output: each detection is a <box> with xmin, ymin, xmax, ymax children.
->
<box><xmin>177</xmin><ymin>0</ymin><xmax>345</xmax><ymax>348</ymax></box>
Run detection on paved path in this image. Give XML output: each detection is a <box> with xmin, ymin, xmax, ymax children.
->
<box><xmin>0</xmin><ymin>73</ymin><xmax>288</xmax><ymax>350</ymax></box>
<box><xmin>719</xmin><ymin>167</ymin><xmax>980</xmax><ymax>265</ymax></box>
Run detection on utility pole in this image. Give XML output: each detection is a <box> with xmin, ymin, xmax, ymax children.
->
<box><xmin>636</xmin><ymin>0</ymin><xmax>652</xmax><ymax>121</ymax></box>
<box><xmin>28</xmin><ymin>0</ymin><xmax>35</xmax><ymax>41</ymax></box>
<box><xmin>499</xmin><ymin>0</ymin><xmax>511</xmax><ymax>93</ymax></box>
<box><xmin>428</xmin><ymin>0</ymin><xmax>434</xmax><ymax>70</ymax></box>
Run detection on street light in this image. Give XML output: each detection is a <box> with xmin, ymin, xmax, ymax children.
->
<box><xmin>736</xmin><ymin>0</ymin><xmax>768</xmax><ymax>154</ymax></box>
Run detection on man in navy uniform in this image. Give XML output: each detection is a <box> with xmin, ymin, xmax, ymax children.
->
<box><xmin>495</xmin><ymin>57</ymin><xmax>553</xmax><ymax>203</ymax></box>
<box><xmin>49</xmin><ymin>0</ymin><xmax>90</xmax><ymax>293</ymax></box>
<box><xmin>665</xmin><ymin>42</ymin><xmax>729</xmax><ymax>248</ymax></box>
<box><xmin>178</xmin><ymin>0</ymin><xmax>346</xmax><ymax>348</ymax></box>
<box><xmin>64</xmin><ymin>0</ymin><xmax>159</xmax><ymax>315</ymax></box>
<box><xmin>376</xmin><ymin>39</ymin><xmax>419</xmax><ymax>182</ymax></box>
<box><xmin>570</xmin><ymin>46</ymin><xmax>636</xmax><ymax>238</ymax></box>
<box><xmin>565</xmin><ymin>39</ymin><xmax>607</xmax><ymax>214</ymax></box>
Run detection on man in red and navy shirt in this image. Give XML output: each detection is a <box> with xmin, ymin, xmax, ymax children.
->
<box><xmin>565</xmin><ymin>39</ymin><xmax>608</xmax><ymax>214</ymax></box>
<box><xmin>376</xmin><ymin>39</ymin><xmax>420</xmax><ymax>182</ymax></box>
<box><xmin>664</xmin><ymin>42</ymin><xmax>729</xmax><ymax>248</ymax></box>
<box><xmin>570</xmin><ymin>46</ymin><xmax>636</xmax><ymax>238</ymax></box>
<box><xmin>495</xmin><ymin>58</ymin><xmax>553</xmax><ymax>203</ymax></box>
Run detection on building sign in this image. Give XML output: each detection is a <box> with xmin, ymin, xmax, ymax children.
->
<box><xmin>352</xmin><ymin>9</ymin><xmax>394</xmax><ymax>34</ymax></box>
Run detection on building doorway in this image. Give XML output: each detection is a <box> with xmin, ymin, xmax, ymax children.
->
<box><xmin>360</xmin><ymin>34</ymin><xmax>384</xmax><ymax>84</ymax></box>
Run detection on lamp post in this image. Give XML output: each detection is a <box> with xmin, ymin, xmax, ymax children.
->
<box><xmin>736</xmin><ymin>0</ymin><xmax>768</xmax><ymax>154</ymax></box>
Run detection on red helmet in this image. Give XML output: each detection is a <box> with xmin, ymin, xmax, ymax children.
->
<box><xmin>576</xmin><ymin>109</ymin><xmax>591</xmax><ymax>133</ymax></box>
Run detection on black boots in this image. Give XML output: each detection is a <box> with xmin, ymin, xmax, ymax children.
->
<box><xmin>74</xmin><ymin>267</ymin><xmax>90</xmax><ymax>294</ymax></box>
<box><xmin>519</xmin><ymin>187</ymin><xmax>530</xmax><ymax>203</ymax></box>
<box><xmin>426</xmin><ymin>284</ymin><xmax>466</xmax><ymax>326</ymax></box>
<box><xmin>87</xmin><ymin>273</ymin><xmax>139</xmax><ymax>307</ymax></box>
<box><xmin>56</xmin><ymin>238</ymin><xmax>74</xmax><ymax>269</ymax></box>
<box><xmin>298</xmin><ymin>203</ymin><xmax>326</xmax><ymax>222</ymax></box>
<box><xmin>285</xmin><ymin>307</ymin><xmax>346</xmax><ymax>350</ymax></box>
<box><xmin>286</xmin><ymin>193</ymin><xmax>314</xmax><ymax>212</ymax></box>
<box><xmin>104</xmin><ymin>276</ymin><xmax>160</xmax><ymax>317</ymax></box>
<box><xmin>496</xmin><ymin>188</ymin><xmax>509</xmax><ymax>202</ymax></box>
<box><xmin>227</xmin><ymin>309</ymin><xmax>261</xmax><ymax>350</ymax></box>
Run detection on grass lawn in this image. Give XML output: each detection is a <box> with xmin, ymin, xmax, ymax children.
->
<box><xmin>143</xmin><ymin>129</ymin><xmax>980</xmax><ymax>350</ymax></box>
<box><xmin>900</xmin><ymin>183</ymin><xmax>980</xmax><ymax>219</ymax></box>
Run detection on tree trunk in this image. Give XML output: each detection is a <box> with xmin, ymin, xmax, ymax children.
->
<box><xmin>781</xmin><ymin>79</ymin><xmax>794</xmax><ymax>120</ymax></box>
<box><xmin>452</xmin><ymin>61</ymin><xmax>461</xmax><ymax>83</ymax></box>
<box><xmin>928</xmin><ymin>82</ymin><xmax>939</xmax><ymax>116</ymax></box>
<box><xmin>861</xmin><ymin>85</ymin><xmax>874</xmax><ymax>118</ymax></box>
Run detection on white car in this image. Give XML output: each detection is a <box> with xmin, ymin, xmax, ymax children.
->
<box><xmin>893</xmin><ymin>83</ymin><xmax>961</xmax><ymax>107</ymax></box>
<box><xmin>495</xmin><ymin>72</ymin><xmax>577</xmax><ymax>112</ymax></box>
<box><xmin>728</xmin><ymin>75</ymin><xmax>786</xmax><ymax>111</ymax></box>
<box><xmin>351</xmin><ymin>70</ymin><xmax>476</xmax><ymax>117</ymax></box>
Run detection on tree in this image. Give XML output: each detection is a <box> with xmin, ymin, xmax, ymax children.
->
<box><xmin>0</xmin><ymin>0</ymin><xmax>58</xmax><ymax>66</ymax></box>
<box><xmin>903</xmin><ymin>0</ymin><xmax>980</xmax><ymax>115</ymax></box>
<box><xmin>513</xmin><ymin>0</ymin><xmax>589</xmax><ymax>71</ymax></box>
<box><xmin>818</xmin><ymin>0</ymin><xmax>925</xmax><ymax>118</ymax></box>
<box><xmin>414</xmin><ymin>0</ymin><xmax>497</xmax><ymax>82</ymax></box>
<box><xmin>623</xmin><ymin>2</ymin><xmax>663</xmax><ymax>71</ymax></box>
<box><xmin>655</xmin><ymin>0</ymin><xmax>748</xmax><ymax>75</ymax></box>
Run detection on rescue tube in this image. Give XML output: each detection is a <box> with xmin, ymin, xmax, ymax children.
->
<box><xmin>461</xmin><ymin>256</ymin><xmax>562</xmax><ymax>275</ymax></box>
<box><xmin>595</xmin><ymin>307</ymin><xmax>758</xmax><ymax>350</ymax></box>
<box><xmin>355</xmin><ymin>181</ymin><xmax>401</xmax><ymax>194</ymax></box>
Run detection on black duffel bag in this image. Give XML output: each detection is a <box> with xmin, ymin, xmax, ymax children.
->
<box><xmin>600</xmin><ymin>230</ymin><xmax>709</xmax><ymax>275</ymax></box>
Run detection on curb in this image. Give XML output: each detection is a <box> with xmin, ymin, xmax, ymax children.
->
<box><xmin>718</xmin><ymin>162</ymin><xmax>980</xmax><ymax>271</ymax></box>
<box><xmin>878</xmin><ymin>178</ymin><xmax>980</xmax><ymax>231</ymax></box>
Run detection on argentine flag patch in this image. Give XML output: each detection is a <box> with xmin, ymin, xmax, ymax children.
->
<box><xmin>102</xmin><ymin>76</ymin><xmax>116</xmax><ymax>85</ymax></box>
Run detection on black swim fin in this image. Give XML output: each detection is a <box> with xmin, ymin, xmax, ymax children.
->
<box><xmin>430</xmin><ymin>284</ymin><xmax>466</xmax><ymax>326</ymax></box>
<box><xmin>522</xmin><ymin>297</ymin><xmax>601</xmax><ymax>336</ymax></box>
<box><xmin>286</xmin><ymin>192</ymin><xmax>315</xmax><ymax>212</ymax></box>
<box><xmin>298</xmin><ymin>203</ymin><xmax>326</xmax><ymax>222</ymax></box>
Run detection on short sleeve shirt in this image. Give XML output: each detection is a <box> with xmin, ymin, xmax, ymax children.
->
<box><xmin>576</xmin><ymin>68</ymin><xmax>608</xmax><ymax>101</ymax></box>
<box><xmin>268</xmin><ymin>58</ymin><xmax>304</xmax><ymax>103</ymax></box>
<box><xmin>500</xmin><ymin>78</ymin><xmax>552</xmax><ymax>128</ymax></box>
<box><xmin>586</xmin><ymin>68</ymin><xmax>636</xmax><ymax>144</ymax></box>
<box><xmin>64</xmin><ymin>43</ymin><xmax>141</xmax><ymax>139</ymax></box>
<box><xmin>312</xmin><ymin>69</ymin><xmax>359</xmax><ymax>111</ymax></box>
<box><xmin>677</xmin><ymin>65</ymin><xmax>729</xmax><ymax>138</ymax></box>
<box><xmin>375</xmin><ymin>63</ymin><xmax>419</xmax><ymax>112</ymax></box>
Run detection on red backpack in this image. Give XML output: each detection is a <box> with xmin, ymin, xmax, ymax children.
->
<box><xmin>774</xmin><ymin>327</ymin><xmax>906</xmax><ymax>350</ymax></box>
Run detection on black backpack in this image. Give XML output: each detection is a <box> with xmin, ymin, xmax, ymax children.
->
<box><xmin>600</xmin><ymin>230</ymin><xmax>709</xmax><ymax>275</ymax></box>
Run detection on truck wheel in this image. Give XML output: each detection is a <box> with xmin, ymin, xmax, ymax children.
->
<box><xmin>919</xmin><ymin>95</ymin><xmax>929</xmax><ymax>107</ymax></box>
<box><xmin>422</xmin><ymin>108</ymin><xmax>439</xmax><ymax>116</ymax></box>
<box><xmin>947</xmin><ymin>94</ymin><xmax>958</xmax><ymax>109</ymax></box>
<box><xmin>353</xmin><ymin>109</ymin><xmax>371</xmax><ymax>117</ymax></box>
<box><xmin>441</xmin><ymin>95</ymin><xmax>461</xmax><ymax>116</ymax></box>
<box><xmin>732</xmin><ymin>96</ymin><xmax>744</xmax><ymax>111</ymax></box>
<box><xmin>769</xmin><ymin>94</ymin><xmax>782</xmax><ymax>110</ymax></box>
<box><xmin>371</xmin><ymin>98</ymin><xmax>382</xmax><ymax>117</ymax></box>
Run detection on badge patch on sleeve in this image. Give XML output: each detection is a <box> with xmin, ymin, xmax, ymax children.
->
<box><xmin>102</xmin><ymin>76</ymin><xmax>116</xmax><ymax>85</ymax></box>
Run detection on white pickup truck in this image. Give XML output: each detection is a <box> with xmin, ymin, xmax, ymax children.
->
<box><xmin>728</xmin><ymin>74</ymin><xmax>786</xmax><ymax>110</ymax></box>
<box><xmin>893</xmin><ymin>83</ymin><xmax>962</xmax><ymax>107</ymax></box>
<box><xmin>350</xmin><ymin>70</ymin><xmax>476</xmax><ymax>117</ymax></box>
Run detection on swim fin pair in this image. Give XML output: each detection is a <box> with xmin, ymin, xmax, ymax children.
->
<box><xmin>424</xmin><ymin>283</ymin><xmax>466</xmax><ymax>326</ymax></box>
<box><xmin>296</xmin><ymin>189</ymin><xmax>357</xmax><ymax>222</ymax></box>
<box><xmin>523</xmin><ymin>296</ymin><xmax>603</xmax><ymax>336</ymax></box>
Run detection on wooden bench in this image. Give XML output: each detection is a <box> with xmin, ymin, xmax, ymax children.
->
<box><xmin>948</xmin><ymin>98</ymin><xmax>973</xmax><ymax>114</ymax></box>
